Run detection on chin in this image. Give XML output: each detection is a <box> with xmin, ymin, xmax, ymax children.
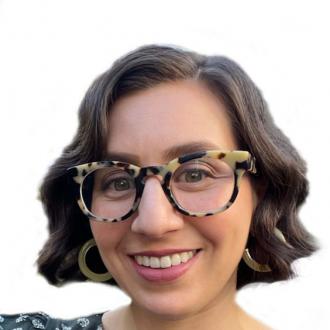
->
<box><xmin>132</xmin><ymin>290</ymin><xmax>205</xmax><ymax>320</ymax></box>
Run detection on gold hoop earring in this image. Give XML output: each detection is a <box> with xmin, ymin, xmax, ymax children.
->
<box><xmin>78</xmin><ymin>238</ymin><xmax>112</xmax><ymax>282</ymax></box>
<box><xmin>242</xmin><ymin>227</ymin><xmax>291</xmax><ymax>272</ymax></box>
<box><xmin>242</xmin><ymin>248</ymin><xmax>272</xmax><ymax>272</ymax></box>
<box><xmin>274</xmin><ymin>227</ymin><xmax>293</xmax><ymax>248</ymax></box>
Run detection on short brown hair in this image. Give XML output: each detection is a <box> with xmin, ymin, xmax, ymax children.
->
<box><xmin>37</xmin><ymin>44</ymin><xmax>319</xmax><ymax>290</ymax></box>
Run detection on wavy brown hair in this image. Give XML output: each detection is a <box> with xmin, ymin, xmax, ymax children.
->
<box><xmin>37</xmin><ymin>44</ymin><xmax>319</xmax><ymax>290</ymax></box>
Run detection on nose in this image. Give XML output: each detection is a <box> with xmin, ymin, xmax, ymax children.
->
<box><xmin>131</xmin><ymin>176</ymin><xmax>184</xmax><ymax>237</ymax></box>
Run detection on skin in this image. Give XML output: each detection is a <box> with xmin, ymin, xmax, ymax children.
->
<box><xmin>90</xmin><ymin>80</ymin><xmax>271</xmax><ymax>330</ymax></box>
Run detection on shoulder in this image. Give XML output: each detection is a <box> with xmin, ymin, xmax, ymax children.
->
<box><xmin>0</xmin><ymin>311</ymin><xmax>104</xmax><ymax>330</ymax></box>
<box><xmin>0</xmin><ymin>313</ymin><xmax>49</xmax><ymax>330</ymax></box>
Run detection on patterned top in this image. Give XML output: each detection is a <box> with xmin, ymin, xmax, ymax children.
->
<box><xmin>0</xmin><ymin>312</ymin><xmax>104</xmax><ymax>330</ymax></box>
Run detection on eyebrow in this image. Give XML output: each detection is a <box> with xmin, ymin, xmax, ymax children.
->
<box><xmin>104</xmin><ymin>141</ymin><xmax>223</xmax><ymax>164</ymax></box>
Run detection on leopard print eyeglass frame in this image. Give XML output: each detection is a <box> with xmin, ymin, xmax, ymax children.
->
<box><xmin>68</xmin><ymin>150</ymin><xmax>257</xmax><ymax>223</ymax></box>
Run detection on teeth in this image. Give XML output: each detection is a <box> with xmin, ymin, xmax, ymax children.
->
<box><xmin>171</xmin><ymin>254</ymin><xmax>181</xmax><ymax>266</ymax></box>
<box><xmin>150</xmin><ymin>257</ymin><xmax>160</xmax><ymax>268</ymax></box>
<box><xmin>134</xmin><ymin>250</ymin><xmax>197</xmax><ymax>269</ymax></box>
<box><xmin>180</xmin><ymin>252</ymin><xmax>189</xmax><ymax>262</ymax></box>
<box><xmin>160</xmin><ymin>256</ymin><xmax>171</xmax><ymax>268</ymax></box>
<box><xmin>142</xmin><ymin>256</ymin><xmax>150</xmax><ymax>267</ymax></box>
<box><xmin>136</xmin><ymin>256</ymin><xmax>143</xmax><ymax>265</ymax></box>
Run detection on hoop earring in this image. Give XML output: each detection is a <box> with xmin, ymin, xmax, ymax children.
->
<box><xmin>242</xmin><ymin>227</ymin><xmax>291</xmax><ymax>272</ymax></box>
<box><xmin>78</xmin><ymin>238</ymin><xmax>112</xmax><ymax>282</ymax></box>
<box><xmin>242</xmin><ymin>248</ymin><xmax>272</xmax><ymax>272</ymax></box>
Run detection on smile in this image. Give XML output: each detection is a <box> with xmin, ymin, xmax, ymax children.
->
<box><xmin>129</xmin><ymin>249</ymin><xmax>202</xmax><ymax>282</ymax></box>
<box><xmin>133</xmin><ymin>250</ymin><xmax>198</xmax><ymax>269</ymax></box>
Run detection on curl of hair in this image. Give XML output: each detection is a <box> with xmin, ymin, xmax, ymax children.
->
<box><xmin>37</xmin><ymin>44</ymin><xmax>319</xmax><ymax>289</ymax></box>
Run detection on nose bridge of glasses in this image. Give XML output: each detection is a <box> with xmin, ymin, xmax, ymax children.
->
<box><xmin>139</xmin><ymin>166</ymin><xmax>168</xmax><ymax>185</ymax></box>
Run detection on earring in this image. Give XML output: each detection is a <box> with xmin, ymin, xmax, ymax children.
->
<box><xmin>78</xmin><ymin>238</ymin><xmax>112</xmax><ymax>282</ymax></box>
<box><xmin>242</xmin><ymin>248</ymin><xmax>272</xmax><ymax>272</ymax></box>
<box><xmin>242</xmin><ymin>227</ymin><xmax>291</xmax><ymax>272</ymax></box>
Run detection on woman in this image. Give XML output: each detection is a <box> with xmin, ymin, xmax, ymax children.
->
<box><xmin>1</xmin><ymin>44</ymin><xmax>318</xmax><ymax>329</ymax></box>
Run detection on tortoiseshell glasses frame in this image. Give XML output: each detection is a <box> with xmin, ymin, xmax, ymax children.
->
<box><xmin>68</xmin><ymin>150</ymin><xmax>257</xmax><ymax>223</ymax></box>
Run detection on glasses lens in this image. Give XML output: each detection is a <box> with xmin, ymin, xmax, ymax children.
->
<box><xmin>170</xmin><ymin>157</ymin><xmax>234</xmax><ymax>213</ymax></box>
<box><xmin>81</xmin><ymin>166</ymin><xmax>136</xmax><ymax>220</ymax></box>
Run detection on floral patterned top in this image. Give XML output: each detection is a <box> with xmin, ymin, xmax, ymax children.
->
<box><xmin>0</xmin><ymin>312</ymin><xmax>104</xmax><ymax>330</ymax></box>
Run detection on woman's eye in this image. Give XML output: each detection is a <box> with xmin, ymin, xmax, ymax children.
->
<box><xmin>182</xmin><ymin>169</ymin><xmax>207</xmax><ymax>182</ymax></box>
<box><xmin>103</xmin><ymin>177</ymin><xmax>132</xmax><ymax>191</ymax></box>
<box><xmin>113</xmin><ymin>178</ymin><xmax>131</xmax><ymax>190</ymax></box>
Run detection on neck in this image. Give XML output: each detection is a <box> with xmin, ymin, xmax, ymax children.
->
<box><xmin>129</xmin><ymin>301</ymin><xmax>243</xmax><ymax>330</ymax></box>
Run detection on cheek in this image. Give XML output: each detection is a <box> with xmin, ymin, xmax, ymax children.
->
<box><xmin>192</xmin><ymin>178</ymin><xmax>255</xmax><ymax>249</ymax></box>
<box><xmin>89</xmin><ymin>220</ymin><xmax>131</xmax><ymax>255</ymax></box>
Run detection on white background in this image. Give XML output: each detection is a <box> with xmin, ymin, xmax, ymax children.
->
<box><xmin>0</xmin><ymin>1</ymin><xmax>329</xmax><ymax>329</ymax></box>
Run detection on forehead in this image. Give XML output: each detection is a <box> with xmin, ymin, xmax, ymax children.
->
<box><xmin>106</xmin><ymin>80</ymin><xmax>238</xmax><ymax>165</ymax></box>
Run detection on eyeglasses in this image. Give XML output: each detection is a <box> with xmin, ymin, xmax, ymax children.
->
<box><xmin>68</xmin><ymin>150</ymin><xmax>257</xmax><ymax>222</ymax></box>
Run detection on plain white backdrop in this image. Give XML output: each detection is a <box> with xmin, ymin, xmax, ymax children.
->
<box><xmin>0</xmin><ymin>1</ymin><xmax>329</xmax><ymax>329</ymax></box>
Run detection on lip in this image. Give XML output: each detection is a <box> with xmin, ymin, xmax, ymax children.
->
<box><xmin>128</xmin><ymin>248</ymin><xmax>198</xmax><ymax>257</ymax></box>
<box><xmin>129</xmin><ymin>249</ymin><xmax>201</xmax><ymax>282</ymax></box>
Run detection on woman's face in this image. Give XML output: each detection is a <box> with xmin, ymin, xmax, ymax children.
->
<box><xmin>90</xmin><ymin>80</ymin><xmax>258</xmax><ymax>318</ymax></box>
